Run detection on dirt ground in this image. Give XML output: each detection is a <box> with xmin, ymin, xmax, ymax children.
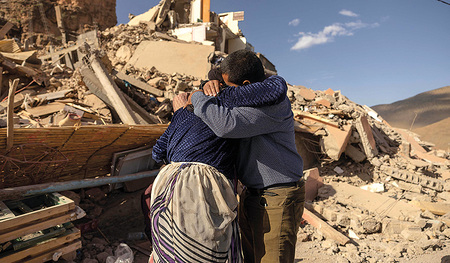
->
<box><xmin>72</xmin><ymin>187</ymin><xmax>450</xmax><ymax>263</ymax></box>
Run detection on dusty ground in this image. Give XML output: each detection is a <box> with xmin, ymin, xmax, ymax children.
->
<box><xmin>71</xmin><ymin>187</ymin><xmax>450</xmax><ymax>263</ymax></box>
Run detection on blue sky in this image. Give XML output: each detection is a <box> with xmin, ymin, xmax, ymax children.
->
<box><xmin>116</xmin><ymin>0</ymin><xmax>450</xmax><ymax>106</ymax></box>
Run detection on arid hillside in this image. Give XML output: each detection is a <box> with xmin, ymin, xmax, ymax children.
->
<box><xmin>412</xmin><ymin>117</ymin><xmax>450</xmax><ymax>151</ymax></box>
<box><xmin>372</xmin><ymin>86</ymin><xmax>450</xmax><ymax>150</ymax></box>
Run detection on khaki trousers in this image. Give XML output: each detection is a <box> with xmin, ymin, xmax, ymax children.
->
<box><xmin>238</xmin><ymin>181</ymin><xmax>305</xmax><ymax>263</ymax></box>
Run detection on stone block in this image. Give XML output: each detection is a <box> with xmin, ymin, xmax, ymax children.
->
<box><xmin>401</xmin><ymin>226</ymin><xmax>428</xmax><ymax>241</ymax></box>
<box><xmin>297</xmin><ymin>87</ymin><xmax>316</xmax><ymax>101</ymax></box>
<box><xmin>315</xmin><ymin>98</ymin><xmax>331</xmax><ymax>108</ymax></box>
<box><xmin>320</xmin><ymin>124</ymin><xmax>352</xmax><ymax>161</ymax></box>
<box><xmin>304</xmin><ymin>167</ymin><xmax>323</xmax><ymax>202</ymax></box>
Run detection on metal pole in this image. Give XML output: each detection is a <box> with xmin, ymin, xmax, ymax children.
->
<box><xmin>0</xmin><ymin>169</ymin><xmax>160</xmax><ymax>201</ymax></box>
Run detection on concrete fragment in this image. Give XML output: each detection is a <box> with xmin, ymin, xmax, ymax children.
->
<box><xmin>304</xmin><ymin>167</ymin><xmax>323</xmax><ymax>202</ymax></box>
<box><xmin>360</xmin><ymin>183</ymin><xmax>384</xmax><ymax>193</ymax></box>
<box><xmin>128</xmin><ymin>6</ymin><xmax>160</xmax><ymax>26</ymax></box>
<box><xmin>355</xmin><ymin>115</ymin><xmax>378</xmax><ymax>159</ymax></box>
<box><xmin>334</xmin><ymin>166</ymin><xmax>344</xmax><ymax>174</ymax></box>
<box><xmin>331</xmin><ymin>182</ymin><xmax>422</xmax><ymax>220</ymax></box>
<box><xmin>344</xmin><ymin>144</ymin><xmax>366</xmax><ymax>163</ymax></box>
<box><xmin>410</xmin><ymin>200</ymin><xmax>450</xmax><ymax>216</ymax></box>
<box><xmin>315</xmin><ymin>98</ymin><xmax>331</xmax><ymax>108</ymax></box>
<box><xmin>401</xmin><ymin>226</ymin><xmax>428</xmax><ymax>241</ymax></box>
<box><xmin>396</xmin><ymin>180</ymin><xmax>422</xmax><ymax>193</ymax></box>
<box><xmin>297</xmin><ymin>87</ymin><xmax>316</xmax><ymax>101</ymax></box>
<box><xmin>382</xmin><ymin>218</ymin><xmax>417</xmax><ymax>235</ymax></box>
<box><xmin>324</xmin><ymin>88</ymin><xmax>335</xmax><ymax>96</ymax></box>
<box><xmin>320</xmin><ymin>124</ymin><xmax>352</xmax><ymax>161</ymax></box>
<box><xmin>115</xmin><ymin>45</ymin><xmax>132</xmax><ymax>62</ymax></box>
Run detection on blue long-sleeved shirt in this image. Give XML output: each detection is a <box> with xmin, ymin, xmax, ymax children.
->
<box><xmin>152</xmin><ymin>75</ymin><xmax>288</xmax><ymax>180</ymax></box>
<box><xmin>191</xmin><ymin>76</ymin><xmax>303</xmax><ymax>188</ymax></box>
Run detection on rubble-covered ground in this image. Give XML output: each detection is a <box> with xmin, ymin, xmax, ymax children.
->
<box><xmin>0</xmin><ymin>1</ymin><xmax>449</xmax><ymax>263</ymax></box>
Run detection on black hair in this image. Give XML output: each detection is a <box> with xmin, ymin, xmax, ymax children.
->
<box><xmin>220</xmin><ymin>49</ymin><xmax>265</xmax><ymax>86</ymax></box>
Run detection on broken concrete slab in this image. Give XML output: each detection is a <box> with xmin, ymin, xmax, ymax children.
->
<box><xmin>409</xmin><ymin>200</ymin><xmax>450</xmax><ymax>216</ymax></box>
<box><xmin>128</xmin><ymin>6</ymin><xmax>160</xmax><ymax>26</ymax></box>
<box><xmin>329</xmin><ymin>182</ymin><xmax>422</xmax><ymax>220</ymax></box>
<box><xmin>315</xmin><ymin>98</ymin><xmax>331</xmax><ymax>108</ymax></box>
<box><xmin>320</xmin><ymin>124</ymin><xmax>352</xmax><ymax>161</ymax></box>
<box><xmin>355</xmin><ymin>115</ymin><xmax>378</xmax><ymax>159</ymax></box>
<box><xmin>297</xmin><ymin>87</ymin><xmax>316</xmax><ymax>101</ymax></box>
<box><xmin>344</xmin><ymin>144</ymin><xmax>366</xmax><ymax>163</ymax></box>
<box><xmin>126</xmin><ymin>41</ymin><xmax>214</xmax><ymax>79</ymax></box>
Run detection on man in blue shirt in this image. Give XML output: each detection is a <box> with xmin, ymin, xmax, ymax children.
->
<box><xmin>187</xmin><ymin>50</ymin><xmax>305</xmax><ymax>263</ymax></box>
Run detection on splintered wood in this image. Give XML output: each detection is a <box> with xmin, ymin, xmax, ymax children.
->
<box><xmin>0</xmin><ymin>193</ymin><xmax>81</xmax><ymax>263</ymax></box>
<box><xmin>0</xmin><ymin>125</ymin><xmax>168</xmax><ymax>188</ymax></box>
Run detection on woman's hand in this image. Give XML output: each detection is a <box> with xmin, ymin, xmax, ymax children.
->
<box><xmin>202</xmin><ymin>80</ymin><xmax>221</xmax><ymax>96</ymax></box>
<box><xmin>172</xmin><ymin>92</ymin><xmax>189</xmax><ymax>112</ymax></box>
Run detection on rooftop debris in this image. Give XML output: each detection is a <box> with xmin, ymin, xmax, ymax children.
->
<box><xmin>0</xmin><ymin>0</ymin><xmax>448</xmax><ymax>262</ymax></box>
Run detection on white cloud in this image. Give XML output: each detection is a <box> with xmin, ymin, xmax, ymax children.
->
<box><xmin>289</xmin><ymin>18</ymin><xmax>300</xmax><ymax>26</ymax></box>
<box><xmin>339</xmin><ymin>9</ymin><xmax>359</xmax><ymax>17</ymax></box>
<box><xmin>291</xmin><ymin>21</ymin><xmax>380</xmax><ymax>51</ymax></box>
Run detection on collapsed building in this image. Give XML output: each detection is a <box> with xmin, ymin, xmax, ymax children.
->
<box><xmin>0</xmin><ymin>0</ymin><xmax>448</xmax><ymax>262</ymax></box>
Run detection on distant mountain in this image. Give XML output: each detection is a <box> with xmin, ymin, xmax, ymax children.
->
<box><xmin>372</xmin><ymin>86</ymin><xmax>450</xmax><ymax>150</ymax></box>
<box><xmin>412</xmin><ymin>117</ymin><xmax>450</xmax><ymax>151</ymax></box>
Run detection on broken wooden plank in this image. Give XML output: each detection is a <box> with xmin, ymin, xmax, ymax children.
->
<box><xmin>293</xmin><ymin>110</ymin><xmax>339</xmax><ymax>128</ymax></box>
<box><xmin>0</xmin><ymin>22</ymin><xmax>14</xmax><ymax>40</ymax></box>
<box><xmin>25</xmin><ymin>102</ymin><xmax>65</xmax><ymax>117</ymax></box>
<box><xmin>54</xmin><ymin>5</ymin><xmax>66</xmax><ymax>44</ymax></box>
<box><xmin>38</xmin><ymin>45</ymin><xmax>80</xmax><ymax>61</ymax></box>
<box><xmin>113</xmin><ymin>70</ymin><xmax>164</xmax><ymax>97</ymax></box>
<box><xmin>6</xmin><ymin>78</ymin><xmax>18</xmax><ymax>151</ymax></box>
<box><xmin>35</xmin><ymin>89</ymin><xmax>73</xmax><ymax>101</ymax></box>
<box><xmin>0</xmin><ymin>228</ymin><xmax>80</xmax><ymax>263</ymax></box>
<box><xmin>302</xmin><ymin>208</ymin><xmax>350</xmax><ymax>245</ymax></box>
<box><xmin>90</xmin><ymin>55</ymin><xmax>137</xmax><ymax>125</ymax></box>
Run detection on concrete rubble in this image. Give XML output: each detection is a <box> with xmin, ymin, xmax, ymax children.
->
<box><xmin>0</xmin><ymin>0</ymin><xmax>448</xmax><ymax>263</ymax></box>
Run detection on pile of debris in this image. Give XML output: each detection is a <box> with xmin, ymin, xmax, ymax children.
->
<box><xmin>0</xmin><ymin>0</ymin><xmax>448</xmax><ymax>262</ymax></box>
<box><xmin>286</xmin><ymin>84</ymin><xmax>450</xmax><ymax>262</ymax></box>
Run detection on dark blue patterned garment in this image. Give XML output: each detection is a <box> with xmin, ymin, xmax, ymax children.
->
<box><xmin>152</xmin><ymin>75</ymin><xmax>288</xmax><ymax>180</ymax></box>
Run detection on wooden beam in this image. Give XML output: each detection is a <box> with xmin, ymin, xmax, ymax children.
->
<box><xmin>0</xmin><ymin>22</ymin><xmax>14</xmax><ymax>40</ymax></box>
<box><xmin>113</xmin><ymin>70</ymin><xmax>163</xmax><ymax>97</ymax></box>
<box><xmin>38</xmin><ymin>44</ymin><xmax>80</xmax><ymax>61</ymax></box>
<box><xmin>90</xmin><ymin>56</ymin><xmax>137</xmax><ymax>124</ymax></box>
<box><xmin>54</xmin><ymin>5</ymin><xmax>66</xmax><ymax>44</ymax></box>
<box><xmin>293</xmin><ymin>110</ymin><xmax>340</xmax><ymax>128</ymax></box>
<box><xmin>0</xmin><ymin>229</ymin><xmax>80</xmax><ymax>263</ymax></box>
<box><xmin>6</xmin><ymin>78</ymin><xmax>18</xmax><ymax>151</ymax></box>
<box><xmin>0</xmin><ymin>67</ymin><xmax>3</xmax><ymax>98</ymax></box>
<box><xmin>202</xmin><ymin>0</ymin><xmax>210</xmax><ymax>22</ymax></box>
<box><xmin>302</xmin><ymin>208</ymin><xmax>350</xmax><ymax>245</ymax></box>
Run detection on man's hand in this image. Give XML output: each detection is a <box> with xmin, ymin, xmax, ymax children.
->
<box><xmin>203</xmin><ymin>80</ymin><xmax>221</xmax><ymax>96</ymax></box>
<box><xmin>172</xmin><ymin>92</ymin><xmax>189</xmax><ymax>112</ymax></box>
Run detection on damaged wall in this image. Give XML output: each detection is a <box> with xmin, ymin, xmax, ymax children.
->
<box><xmin>0</xmin><ymin>0</ymin><xmax>116</xmax><ymax>39</ymax></box>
